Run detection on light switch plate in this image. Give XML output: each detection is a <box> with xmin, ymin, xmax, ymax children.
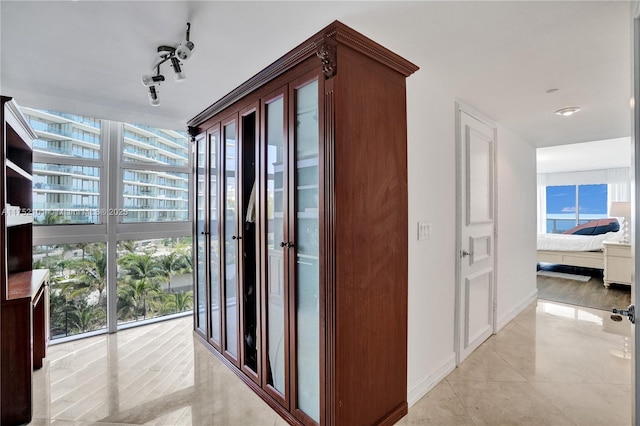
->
<box><xmin>418</xmin><ymin>221</ymin><xmax>430</xmax><ymax>241</ymax></box>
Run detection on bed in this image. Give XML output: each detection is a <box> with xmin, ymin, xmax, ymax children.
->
<box><xmin>537</xmin><ymin>229</ymin><xmax>624</xmax><ymax>270</ymax></box>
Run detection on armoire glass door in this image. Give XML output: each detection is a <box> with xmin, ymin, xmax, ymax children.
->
<box><xmin>263</xmin><ymin>91</ymin><xmax>288</xmax><ymax>404</ymax></box>
<box><xmin>293</xmin><ymin>79</ymin><xmax>320</xmax><ymax>423</ymax></box>
<box><xmin>195</xmin><ymin>134</ymin><xmax>207</xmax><ymax>335</ymax></box>
<box><xmin>223</xmin><ymin>120</ymin><xmax>239</xmax><ymax>361</ymax></box>
<box><xmin>209</xmin><ymin>129</ymin><xmax>221</xmax><ymax>348</ymax></box>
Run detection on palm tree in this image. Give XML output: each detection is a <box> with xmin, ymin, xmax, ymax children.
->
<box><xmin>74</xmin><ymin>246</ymin><xmax>108</xmax><ymax>306</ymax></box>
<box><xmin>157</xmin><ymin>251</ymin><xmax>189</xmax><ymax>292</ymax></box>
<box><xmin>120</xmin><ymin>240</ymin><xmax>137</xmax><ymax>254</ymax></box>
<box><xmin>67</xmin><ymin>300</ymin><xmax>104</xmax><ymax>334</ymax></box>
<box><xmin>35</xmin><ymin>211</ymin><xmax>69</xmax><ymax>225</ymax></box>
<box><xmin>162</xmin><ymin>290</ymin><xmax>193</xmax><ymax>314</ymax></box>
<box><xmin>118</xmin><ymin>253</ymin><xmax>162</xmax><ymax>320</ymax></box>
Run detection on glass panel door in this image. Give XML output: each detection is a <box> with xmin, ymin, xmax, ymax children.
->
<box><xmin>265</xmin><ymin>95</ymin><xmax>287</xmax><ymax>397</ymax></box>
<box><xmin>195</xmin><ymin>135</ymin><xmax>206</xmax><ymax>334</ymax></box>
<box><xmin>223</xmin><ymin>121</ymin><xmax>239</xmax><ymax>359</ymax></box>
<box><xmin>209</xmin><ymin>130</ymin><xmax>221</xmax><ymax>346</ymax></box>
<box><xmin>294</xmin><ymin>79</ymin><xmax>319</xmax><ymax>422</ymax></box>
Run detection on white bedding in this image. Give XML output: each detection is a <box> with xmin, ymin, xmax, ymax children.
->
<box><xmin>537</xmin><ymin>229</ymin><xmax>623</xmax><ymax>252</ymax></box>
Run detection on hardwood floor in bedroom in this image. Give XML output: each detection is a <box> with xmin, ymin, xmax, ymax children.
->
<box><xmin>537</xmin><ymin>264</ymin><xmax>631</xmax><ymax>311</ymax></box>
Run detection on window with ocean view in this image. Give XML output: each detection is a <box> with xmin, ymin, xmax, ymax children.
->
<box><xmin>546</xmin><ymin>184</ymin><xmax>608</xmax><ymax>233</ymax></box>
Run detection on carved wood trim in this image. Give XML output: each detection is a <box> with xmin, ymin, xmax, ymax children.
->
<box><xmin>317</xmin><ymin>41</ymin><xmax>337</xmax><ymax>79</ymax></box>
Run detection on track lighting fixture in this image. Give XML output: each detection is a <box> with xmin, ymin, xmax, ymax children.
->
<box><xmin>141</xmin><ymin>22</ymin><xmax>194</xmax><ymax>106</ymax></box>
<box><xmin>170</xmin><ymin>57</ymin><xmax>186</xmax><ymax>81</ymax></box>
<box><xmin>148</xmin><ymin>86</ymin><xmax>160</xmax><ymax>107</ymax></box>
<box><xmin>141</xmin><ymin>73</ymin><xmax>165</xmax><ymax>87</ymax></box>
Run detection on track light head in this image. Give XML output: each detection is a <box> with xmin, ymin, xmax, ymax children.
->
<box><xmin>148</xmin><ymin>86</ymin><xmax>160</xmax><ymax>106</ymax></box>
<box><xmin>170</xmin><ymin>57</ymin><xmax>186</xmax><ymax>81</ymax></box>
<box><xmin>175</xmin><ymin>41</ymin><xmax>195</xmax><ymax>61</ymax></box>
<box><xmin>141</xmin><ymin>74</ymin><xmax>165</xmax><ymax>87</ymax></box>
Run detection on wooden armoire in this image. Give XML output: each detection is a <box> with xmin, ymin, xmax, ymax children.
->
<box><xmin>189</xmin><ymin>21</ymin><xmax>418</xmax><ymax>425</ymax></box>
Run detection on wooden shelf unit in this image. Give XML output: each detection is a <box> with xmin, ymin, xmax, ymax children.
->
<box><xmin>1</xmin><ymin>96</ymin><xmax>49</xmax><ymax>426</ymax></box>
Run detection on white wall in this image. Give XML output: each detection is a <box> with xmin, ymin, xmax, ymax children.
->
<box><xmin>405</xmin><ymin>73</ymin><xmax>538</xmax><ymax>406</ymax></box>
<box><xmin>406</xmin><ymin>75</ymin><xmax>457</xmax><ymax>405</ymax></box>
<box><xmin>495</xmin><ymin>125</ymin><xmax>538</xmax><ymax>329</ymax></box>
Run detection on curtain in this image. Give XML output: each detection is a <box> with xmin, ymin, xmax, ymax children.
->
<box><xmin>537</xmin><ymin>174</ymin><xmax>547</xmax><ymax>234</ymax></box>
<box><xmin>607</xmin><ymin>167</ymin><xmax>631</xmax><ymax>206</ymax></box>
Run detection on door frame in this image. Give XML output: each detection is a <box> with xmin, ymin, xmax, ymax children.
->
<box><xmin>631</xmin><ymin>2</ymin><xmax>640</xmax><ymax>423</ymax></box>
<box><xmin>454</xmin><ymin>101</ymin><xmax>499</xmax><ymax>365</ymax></box>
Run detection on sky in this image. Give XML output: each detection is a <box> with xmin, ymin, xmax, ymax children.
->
<box><xmin>546</xmin><ymin>184</ymin><xmax>607</xmax><ymax>215</ymax></box>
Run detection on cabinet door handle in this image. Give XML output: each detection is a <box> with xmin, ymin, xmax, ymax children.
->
<box><xmin>287</xmin><ymin>242</ymin><xmax>295</xmax><ymax>248</ymax></box>
<box><xmin>232</xmin><ymin>235</ymin><xmax>242</xmax><ymax>240</ymax></box>
<box><xmin>280</xmin><ymin>242</ymin><xmax>287</xmax><ymax>247</ymax></box>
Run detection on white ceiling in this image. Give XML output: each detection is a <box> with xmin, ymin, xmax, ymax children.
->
<box><xmin>0</xmin><ymin>1</ymin><xmax>632</xmax><ymax>148</ymax></box>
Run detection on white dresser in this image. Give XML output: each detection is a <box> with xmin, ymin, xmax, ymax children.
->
<box><xmin>603</xmin><ymin>241</ymin><xmax>633</xmax><ymax>289</ymax></box>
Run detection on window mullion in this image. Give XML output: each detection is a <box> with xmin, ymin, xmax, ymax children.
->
<box><xmin>106</xmin><ymin>120</ymin><xmax>120</xmax><ymax>333</ymax></box>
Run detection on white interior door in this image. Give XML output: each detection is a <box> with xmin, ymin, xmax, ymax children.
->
<box><xmin>456</xmin><ymin>105</ymin><xmax>496</xmax><ymax>363</ymax></box>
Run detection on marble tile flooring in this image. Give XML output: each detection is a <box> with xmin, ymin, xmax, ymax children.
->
<box><xmin>29</xmin><ymin>300</ymin><xmax>632</xmax><ymax>426</ymax></box>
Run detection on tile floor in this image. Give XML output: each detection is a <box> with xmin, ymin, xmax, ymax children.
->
<box><xmin>29</xmin><ymin>300</ymin><xmax>632</xmax><ymax>426</ymax></box>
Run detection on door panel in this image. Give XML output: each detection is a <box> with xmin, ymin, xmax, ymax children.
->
<box><xmin>457</xmin><ymin>107</ymin><xmax>496</xmax><ymax>363</ymax></box>
<box><xmin>209</xmin><ymin>128</ymin><xmax>221</xmax><ymax>349</ymax></box>
<box><xmin>292</xmin><ymin>78</ymin><xmax>320</xmax><ymax>423</ymax></box>
<box><xmin>465</xmin><ymin>270</ymin><xmax>493</xmax><ymax>347</ymax></box>
<box><xmin>263</xmin><ymin>91</ymin><xmax>289</xmax><ymax>404</ymax></box>
<box><xmin>467</xmin><ymin>128</ymin><xmax>493</xmax><ymax>224</ymax></box>
<box><xmin>195</xmin><ymin>134</ymin><xmax>207</xmax><ymax>335</ymax></box>
<box><xmin>223</xmin><ymin>119</ymin><xmax>239</xmax><ymax>362</ymax></box>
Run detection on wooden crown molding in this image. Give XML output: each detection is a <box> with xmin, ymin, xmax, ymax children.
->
<box><xmin>187</xmin><ymin>20</ymin><xmax>419</xmax><ymax>129</ymax></box>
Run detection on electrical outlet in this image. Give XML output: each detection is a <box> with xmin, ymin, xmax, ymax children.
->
<box><xmin>418</xmin><ymin>221</ymin><xmax>430</xmax><ymax>241</ymax></box>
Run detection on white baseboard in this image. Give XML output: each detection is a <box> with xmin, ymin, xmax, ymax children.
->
<box><xmin>495</xmin><ymin>289</ymin><xmax>538</xmax><ymax>332</ymax></box>
<box><xmin>407</xmin><ymin>353</ymin><xmax>456</xmax><ymax>407</ymax></box>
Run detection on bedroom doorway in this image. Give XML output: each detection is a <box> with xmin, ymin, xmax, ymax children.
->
<box><xmin>454</xmin><ymin>103</ymin><xmax>497</xmax><ymax>364</ymax></box>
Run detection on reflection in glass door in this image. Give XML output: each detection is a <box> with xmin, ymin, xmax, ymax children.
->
<box><xmin>264</xmin><ymin>94</ymin><xmax>287</xmax><ymax>399</ymax></box>
<box><xmin>294</xmin><ymin>79</ymin><xmax>319</xmax><ymax>422</ymax></box>
<box><xmin>195</xmin><ymin>134</ymin><xmax>206</xmax><ymax>334</ymax></box>
<box><xmin>209</xmin><ymin>130</ymin><xmax>221</xmax><ymax>346</ymax></box>
<box><xmin>224</xmin><ymin>121</ymin><xmax>239</xmax><ymax>359</ymax></box>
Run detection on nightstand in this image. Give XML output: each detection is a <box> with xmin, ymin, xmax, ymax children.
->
<box><xmin>603</xmin><ymin>241</ymin><xmax>632</xmax><ymax>288</ymax></box>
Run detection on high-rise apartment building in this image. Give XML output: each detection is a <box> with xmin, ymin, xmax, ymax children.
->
<box><xmin>20</xmin><ymin>108</ymin><xmax>189</xmax><ymax>223</ymax></box>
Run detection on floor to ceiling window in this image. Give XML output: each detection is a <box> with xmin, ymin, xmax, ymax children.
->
<box><xmin>23</xmin><ymin>107</ymin><xmax>193</xmax><ymax>341</ymax></box>
<box><xmin>545</xmin><ymin>184</ymin><xmax>608</xmax><ymax>233</ymax></box>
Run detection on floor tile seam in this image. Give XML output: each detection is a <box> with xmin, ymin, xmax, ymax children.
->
<box><xmin>446</xmin><ymin>378</ymin><xmax>529</xmax><ymax>383</ymax></box>
<box><xmin>116</xmin><ymin>320</ymin><xmax>191</xmax><ymax>343</ymax></box>
<box><xmin>48</xmin><ymin>367</ymin><xmax>112</xmax><ymax>389</ymax></box>
<box><xmin>48</xmin><ymin>344</ymin><xmax>111</xmax><ymax>364</ymax></box>
<box><xmin>488</xmin><ymin>346</ymin><xmax>529</xmax><ymax>383</ymax></box>
<box><xmin>49</xmin><ymin>396</ymin><xmax>112</xmax><ymax>422</ymax></box>
<box><xmin>50</xmin><ymin>413</ymin><xmax>146</xmax><ymax>425</ymax></box>
<box><xmin>449</xmin><ymin>378</ymin><xmax>581</xmax><ymax>426</ymax></box>
<box><xmin>48</xmin><ymin>381</ymin><xmax>112</xmax><ymax>408</ymax></box>
<box><xmin>518</xmin><ymin>381</ymin><xmax>586</xmax><ymax>426</ymax></box>
<box><xmin>525</xmin><ymin>378</ymin><xmax>632</xmax><ymax>385</ymax></box>
<box><xmin>443</xmin><ymin>379</ymin><xmax>481</xmax><ymax>426</ymax></box>
<box><xmin>122</xmin><ymin>340</ymin><xmax>193</xmax><ymax>367</ymax></box>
